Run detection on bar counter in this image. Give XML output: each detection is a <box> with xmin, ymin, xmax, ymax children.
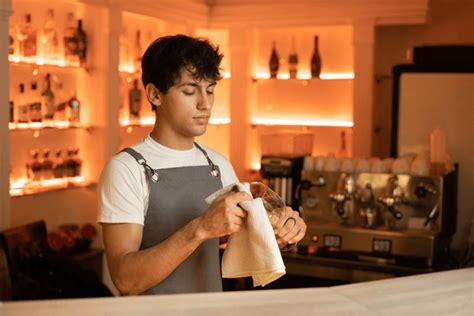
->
<box><xmin>1</xmin><ymin>268</ymin><xmax>472</xmax><ymax>315</ymax></box>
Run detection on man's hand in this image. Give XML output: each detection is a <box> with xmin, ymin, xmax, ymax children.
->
<box><xmin>272</xmin><ymin>207</ymin><xmax>307</xmax><ymax>248</ymax></box>
<box><xmin>197</xmin><ymin>191</ymin><xmax>252</xmax><ymax>240</ymax></box>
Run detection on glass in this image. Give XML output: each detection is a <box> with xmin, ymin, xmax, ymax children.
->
<box><xmin>249</xmin><ymin>182</ymin><xmax>285</xmax><ymax>226</ymax></box>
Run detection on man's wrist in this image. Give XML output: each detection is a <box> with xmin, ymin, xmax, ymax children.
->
<box><xmin>189</xmin><ymin>217</ymin><xmax>207</xmax><ymax>243</ymax></box>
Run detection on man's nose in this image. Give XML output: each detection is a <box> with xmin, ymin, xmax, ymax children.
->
<box><xmin>197</xmin><ymin>91</ymin><xmax>212</xmax><ymax>110</ymax></box>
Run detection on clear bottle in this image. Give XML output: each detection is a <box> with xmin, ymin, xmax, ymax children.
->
<box><xmin>55</xmin><ymin>82</ymin><xmax>67</xmax><ymax>121</ymax></box>
<box><xmin>53</xmin><ymin>149</ymin><xmax>65</xmax><ymax>178</ymax></box>
<box><xmin>26</xmin><ymin>150</ymin><xmax>42</xmax><ymax>181</ymax></box>
<box><xmin>41</xmin><ymin>9</ymin><xmax>59</xmax><ymax>62</ymax></box>
<box><xmin>269</xmin><ymin>41</ymin><xmax>279</xmax><ymax>79</ymax></box>
<box><xmin>29</xmin><ymin>81</ymin><xmax>42</xmax><ymax>122</ymax></box>
<box><xmin>41</xmin><ymin>149</ymin><xmax>54</xmax><ymax>180</ymax></box>
<box><xmin>42</xmin><ymin>73</ymin><xmax>55</xmax><ymax>120</ymax></box>
<box><xmin>129</xmin><ymin>79</ymin><xmax>142</xmax><ymax>122</ymax></box>
<box><xmin>74</xmin><ymin>19</ymin><xmax>87</xmax><ymax>66</ymax></box>
<box><xmin>18</xmin><ymin>13</ymin><xmax>37</xmax><ymax>58</ymax></box>
<box><xmin>16</xmin><ymin>83</ymin><xmax>29</xmax><ymax>123</ymax></box>
<box><xmin>134</xmin><ymin>30</ymin><xmax>142</xmax><ymax>73</ymax></box>
<box><xmin>288</xmin><ymin>37</ymin><xmax>298</xmax><ymax>79</ymax></box>
<box><xmin>64</xmin><ymin>12</ymin><xmax>78</xmax><ymax>65</ymax></box>
<box><xmin>68</xmin><ymin>92</ymin><xmax>81</xmax><ymax>124</ymax></box>
<box><xmin>310</xmin><ymin>35</ymin><xmax>322</xmax><ymax>79</ymax></box>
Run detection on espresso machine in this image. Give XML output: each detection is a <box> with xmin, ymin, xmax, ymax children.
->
<box><xmin>299</xmin><ymin>167</ymin><xmax>458</xmax><ymax>269</ymax></box>
<box><xmin>260</xmin><ymin>156</ymin><xmax>304</xmax><ymax>210</ymax></box>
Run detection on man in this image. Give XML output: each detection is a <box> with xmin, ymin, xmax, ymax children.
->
<box><xmin>98</xmin><ymin>34</ymin><xmax>306</xmax><ymax>295</ymax></box>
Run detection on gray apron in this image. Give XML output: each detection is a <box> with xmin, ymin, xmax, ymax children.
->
<box><xmin>121</xmin><ymin>142</ymin><xmax>223</xmax><ymax>294</ymax></box>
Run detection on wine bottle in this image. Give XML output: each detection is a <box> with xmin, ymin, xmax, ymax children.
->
<box><xmin>42</xmin><ymin>73</ymin><xmax>55</xmax><ymax>120</ymax></box>
<box><xmin>64</xmin><ymin>12</ymin><xmax>78</xmax><ymax>65</ymax></box>
<box><xmin>41</xmin><ymin>9</ymin><xmax>59</xmax><ymax>62</ymax></box>
<box><xmin>26</xmin><ymin>150</ymin><xmax>42</xmax><ymax>181</ymax></box>
<box><xmin>30</xmin><ymin>81</ymin><xmax>42</xmax><ymax>122</ymax></box>
<box><xmin>269</xmin><ymin>41</ymin><xmax>279</xmax><ymax>79</ymax></box>
<box><xmin>129</xmin><ymin>79</ymin><xmax>142</xmax><ymax>122</ymax></box>
<box><xmin>19</xmin><ymin>14</ymin><xmax>37</xmax><ymax>58</ymax></box>
<box><xmin>16</xmin><ymin>83</ymin><xmax>29</xmax><ymax>123</ymax></box>
<box><xmin>311</xmin><ymin>35</ymin><xmax>322</xmax><ymax>78</ymax></box>
<box><xmin>8</xmin><ymin>31</ymin><xmax>14</xmax><ymax>55</ymax></box>
<box><xmin>288</xmin><ymin>37</ymin><xmax>298</xmax><ymax>79</ymax></box>
<box><xmin>134</xmin><ymin>30</ymin><xmax>142</xmax><ymax>73</ymax></box>
<box><xmin>73</xmin><ymin>148</ymin><xmax>82</xmax><ymax>177</ymax></box>
<box><xmin>41</xmin><ymin>149</ymin><xmax>54</xmax><ymax>180</ymax></box>
<box><xmin>64</xmin><ymin>148</ymin><xmax>75</xmax><ymax>177</ymax></box>
<box><xmin>53</xmin><ymin>149</ymin><xmax>65</xmax><ymax>178</ymax></box>
<box><xmin>75</xmin><ymin>19</ymin><xmax>87</xmax><ymax>66</ymax></box>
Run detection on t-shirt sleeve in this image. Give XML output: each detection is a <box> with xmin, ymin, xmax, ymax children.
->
<box><xmin>215</xmin><ymin>155</ymin><xmax>239</xmax><ymax>187</ymax></box>
<box><xmin>97</xmin><ymin>156</ymin><xmax>146</xmax><ymax>225</ymax></box>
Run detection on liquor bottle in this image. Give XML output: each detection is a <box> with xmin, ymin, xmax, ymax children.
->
<box><xmin>18</xmin><ymin>13</ymin><xmax>37</xmax><ymax>58</ymax></box>
<box><xmin>42</xmin><ymin>73</ymin><xmax>55</xmax><ymax>120</ymax></box>
<box><xmin>64</xmin><ymin>148</ymin><xmax>76</xmax><ymax>177</ymax></box>
<box><xmin>288</xmin><ymin>37</ymin><xmax>298</xmax><ymax>79</ymax></box>
<box><xmin>10</xmin><ymin>101</ymin><xmax>14</xmax><ymax>123</ymax></box>
<box><xmin>41</xmin><ymin>149</ymin><xmax>54</xmax><ymax>180</ymax></box>
<box><xmin>336</xmin><ymin>130</ymin><xmax>347</xmax><ymax>158</ymax></box>
<box><xmin>269</xmin><ymin>41</ymin><xmax>279</xmax><ymax>79</ymax></box>
<box><xmin>53</xmin><ymin>149</ymin><xmax>65</xmax><ymax>178</ymax></box>
<box><xmin>310</xmin><ymin>35</ymin><xmax>322</xmax><ymax>79</ymax></box>
<box><xmin>26</xmin><ymin>150</ymin><xmax>42</xmax><ymax>181</ymax></box>
<box><xmin>64</xmin><ymin>12</ymin><xmax>78</xmax><ymax>65</ymax></box>
<box><xmin>29</xmin><ymin>81</ymin><xmax>42</xmax><ymax>122</ymax></box>
<box><xmin>73</xmin><ymin>148</ymin><xmax>83</xmax><ymax>177</ymax></box>
<box><xmin>55</xmin><ymin>82</ymin><xmax>67</xmax><ymax>121</ymax></box>
<box><xmin>119</xmin><ymin>29</ymin><xmax>130</xmax><ymax>68</ymax></box>
<box><xmin>41</xmin><ymin>9</ymin><xmax>59</xmax><ymax>62</ymax></box>
<box><xmin>134</xmin><ymin>30</ymin><xmax>142</xmax><ymax>73</ymax></box>
<box><xmin>68</xmin><ymin>93</ymin><xmax>81</xmax><ymax>124</ymax></box>
<box><xmin>129</xmin><ymin>79</ymin><xmax>142</xmax><ymax>122</ymax></box>
<box><xmin>8</xmin><ymin>31</ymin><xmax>14</xmax><ymax>55</ymax></box>
<box><xmin>74</xmin><ymin>19</ymin><xmax>87</xmax><ymax>66</ymax></box>
<box><xmin>16</xmin><ymin>83</ymin><xmax>29</xmax><ymax>123</ymax></box>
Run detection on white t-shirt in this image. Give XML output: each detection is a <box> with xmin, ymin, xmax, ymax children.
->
<box><xmin>98</xmin><ymin>135</ymin><xmax>238</xmax><ymax>225</ymax></box>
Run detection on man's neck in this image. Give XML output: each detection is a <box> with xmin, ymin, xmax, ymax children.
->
<box><xmin>150</xmin><ymin>124</ymin><xmax>195</xmax><ymax>150</ymax></box>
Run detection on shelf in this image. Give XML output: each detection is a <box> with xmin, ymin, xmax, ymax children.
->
<box><xmin>10</xmin><ymin>176</ymin><xmax>92</xmax><ymax>197</ymax></box>
<box><xmin>120</xmin><ymin>116</ymin><xmax>231</xmax><ymax>128</ymax></box>
<box><xmin>9</xmin><ymin>121</ymin><xmax>84</xmax><ymax>131</ymax></box>
<box><xmin>252</xmin><ymin>72</ymin><xmax>354</xmax><ymax>81</ymax></box>
<box><xmin>9</xmin><ymin>55</ymin><xmax>84</xmax><ymax>71</ymax></box>
<box><xmin>252</xmin><ymin>118</ymin><xmax>353</xmax><ymax>127</ymax></box>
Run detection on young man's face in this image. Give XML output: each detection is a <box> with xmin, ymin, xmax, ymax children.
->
<box><xmin>157</xmin><ymin>68</ymin><xmax>216</xmax><ymax>139</ymax></box>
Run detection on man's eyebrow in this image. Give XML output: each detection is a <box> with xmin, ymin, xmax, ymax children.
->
<box><xmin>178</xmin><ymin>81</ymin><xmax>217</xmax><ymax>88</ymax></box>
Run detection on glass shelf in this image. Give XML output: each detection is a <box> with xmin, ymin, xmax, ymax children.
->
<box><xmin>10</xmin><ymin>176</ymin><xmax>91</xmax><ymax>197</ymax></box>
<box><xmin>252</xmin><ymin>72</ymin><xmax>354</xmax><ymax>81</ymax></box>
<box><xmin>252</xmin><ymin>117</ymin><xmax>353</xmax><ymax>127</ymax></box>
<box><xmin>9</xmin><ymin>121</ymin><xmax>84</xmax><ymax>131</ymax></box>
<box><xmin>9</xmin><ymin>55</ymin><xmax>84</xmax><ymax>71</ymax></box>
<box><xmin>120</xmin><ymin>117</ymin><xmax>231</xmax><ymax>128</ymax></box>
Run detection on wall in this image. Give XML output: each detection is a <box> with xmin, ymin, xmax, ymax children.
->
<box><xmin>373</xmin><ymin>0</ymin><xmax>474</xmax><ymax>248</ymax></box>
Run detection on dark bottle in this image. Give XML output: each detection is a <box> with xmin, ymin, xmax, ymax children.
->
<box><xmin>64</xmin><ymin>12</ymin><xmax>77</xmax><ymax>65</ymax></box>
<box><xmin>269</xmin><ymin>41</ymin><xmax>279</xmax><ymax>79</ymax></box>
<box><xmin>129</xmin><ymin>79</ymin><xmax>142</xmax><ymax>122</ymax></box>
<box><xmin>30</xmin><ymin>81</ymin><xmax>42</xmax><ymax>122</ymax></box>
<box><xmin>73</xmin><ymin>148</ymin><xmax>82</xmax><ymax>177</ymax></box>
<box><xmin>42</xmin><ymin>73</ymin><xmax>55</xmax><ymax>120</ymax></box>
<box><xmin>53</xmin><ymin>149</ymin><xmax>65</xmax><ymax>178</ymax></box>
<box><xmin>311</xmin><ymin>35</ymin><xmax>322</xmax><ymax>78</ymax></box>
<box><xmin>288</xmin><ymin>37</ymin><xmax>298</xmax><ymax>79</ymax></box>
<box><xmin>75</xmin><ymin>19</ymin><xmax>87</xmax><ymax>66</ymax></box>
<box><xmin>64</xmin><ymin>148</ymin><xmax>75</xmax><ymax>177</ymax></box>
<box><xmin>16</xmin><ymin>83</ymin><xmax>29</xmax><ymax>123</ymax></box>
<box><xmin>26</xmin><ymin>150</ymin><xmax>42</xmax><ymax>181</ymax></box>
<box><xmin>9</xmin><ymin>33</ymin><xmax>14</xmax><ymax>55</ymax></box>
<box><xmin>336</xmin><ymin>130</ymin><xmax>347</xmax><ymax>158</ymax></box>
<box><xmin>41</xmin><ymin>149</ymin><xmax>54</xmax><ymax>180</ymax></box>
<box><xmin>134</xmin><ymin>30</ymin><xmax>142</xmax><ymax>73</ymax></box>
<box><xmin>10</xmin><ymin>101</ymin><xmax>14</xmax><ymax>123</ymax></box>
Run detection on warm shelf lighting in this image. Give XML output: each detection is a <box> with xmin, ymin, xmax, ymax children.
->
<box><xmin>120</xmin><ymin>116</ymin><xmax>231</xmax><ymax>127</ymax></box>
<box><xmin>252</xmin><ymin>118</ymin><xmax>354</xmax><ymax>127</ymax></box>
<box><xmin>209</xmin><ymin>117</ymin><xmax>231</xmax><ymax>125</ymax></box>
<box><xmin>10</xmin><ymin>176</ymin><xmax>86</xmax><ymax>197</ymax></box>
<box><xmin>253</xmin><ymin>71</ymin><xmax>354</xmax><ymax>81</ymax></box>
<box><xmin>119</xmin><ymin>63</ymin><xmax>137</xmax><ymax>74</ymax></box>
<box><xmin>222</xmin><ymin>70</ymin><xmax>231</xmax><ymax>79</ymax></box>
<box><xmin>9</xmin><ymin>121</ymin><xmax>80</xmax><ymax>130</ymax></box>
<box><xmin>9</xmin><ymin>54</ymin><xmax>80</xmax><ymax>68</ymax></box>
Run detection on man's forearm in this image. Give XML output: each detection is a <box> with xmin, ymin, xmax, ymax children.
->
<box><xmin>112</xmin><ymin>217</ymin><xmax>205</xmax><ymax>295</ymax></box>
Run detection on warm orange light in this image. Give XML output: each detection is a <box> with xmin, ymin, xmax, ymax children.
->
<box><xmin>252</xmin><ymin>162</ymin><xmax>261</xmax><ymax>171</ymax></box>
<box><xmin>10</xmin><ymin>176</ymin><xmax>86</xmax><ymax>196</ymax></box>
<box><xmin>222</xmin><ymin>70</ymin><xmax>231</xmax><ymax>79</ymax></box>
<box><xmin>253</xmin><ymin>71</ymin><xmax>354</xmax><ymax>81</ymax></box>
<box><xmin>252</xmin><ymin>118</ymin><xmax>353</xmax><ymax>127</ymax></box>
<box><xmin>209</xmin><ymin>117</ymin><xmax>231</xmax><ymax>125</ymax></box>
<box><xmin>119</xmin><ymin>63</ymin><xmax>136</xmax><ymax>74</ymax></box>
<box><xmin>120</xmin><ymin>116</ymin><xmax>231</xmax><ymax>127</ymax></box>
<box><xmin>9</xmin><ymin>120</ymin><xmax>75</xmax><ymax>130</ymax></box>
<box><xmin>9</xmin><ymin>54</ymin><xmax>80</xmax><ymax>68</ymax></box>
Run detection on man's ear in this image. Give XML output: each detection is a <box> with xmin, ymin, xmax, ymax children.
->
<box><xmin>146</xmin><ymin>83</ymin><xmax>161</xmax><ymax>107</ymax></box>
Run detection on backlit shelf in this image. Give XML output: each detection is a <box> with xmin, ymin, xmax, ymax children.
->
<box><xmin>252</xmin><ymin>118</ymin><xmax>353</xmax><ymax>127</ymax></box>
<box><xmin>9</xmin><ymin>55</ymin><xmax>83</xmax><ymax>70</ymax></box>
<box><xmin>10</xmin><ymin>176</ymin><xmax>91</xmax><ymax>197</ymax></box>
<box><xmin>9</xmin><ymin>121</ymin><xmax>83</xmax><ymax>131</ymax></box>
<box><xmin>252</xmin><ymin>72</ymin><xmax>354</xmax><ymax>81</ymax></box>
<box><xmin>120</xmin><ymin>117</ymin><xmax>231</xmax><ymax>128</ymax></box>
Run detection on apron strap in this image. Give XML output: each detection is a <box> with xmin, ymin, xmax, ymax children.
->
<box><xmin>194</xmin><ymin>142</ymin><xmax>220</xmax><ymax>177</ymax></box>
<box><xmin>120</xmin><ymin>148</ymin><xmax>159</xmax><ymax>182</ymax></box>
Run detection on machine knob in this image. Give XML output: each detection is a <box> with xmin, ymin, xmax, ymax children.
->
<box><xmin>415</xmin><ymin>183</ymin><xmax>438</xmax><ymax>199</ymax></box>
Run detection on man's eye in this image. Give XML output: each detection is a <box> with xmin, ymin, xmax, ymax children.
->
<box><xmin>183</xmin><ymin>90</ymin><xmax>195</xmax><ymax>95</ymax></box>
<box><xmin>206</xmin><ymin>90</ymin><xmax>214</xmax><ymax>95</ymax></box>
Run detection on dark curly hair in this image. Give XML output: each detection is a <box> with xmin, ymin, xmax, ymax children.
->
<box><xmin>141</xmin><ymin>34</ymin><xmax>223</xmax><ymax>110</ymax></box>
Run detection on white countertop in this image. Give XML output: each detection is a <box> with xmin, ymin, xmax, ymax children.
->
<box><xmin>1</xmin><ymin>268</ymin><xmax>473</xmax><ymax>316</ymax></box>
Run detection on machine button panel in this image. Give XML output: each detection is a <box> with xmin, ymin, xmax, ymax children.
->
<box><xmin>372</xmin><ymin>238</ymin><xmax>392</xmax><ymax>254</ymax></box>
<box><xmin>323</xmin><ymin>234</ymin><xmax>342</xmax><ymax>248</ymax></box>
